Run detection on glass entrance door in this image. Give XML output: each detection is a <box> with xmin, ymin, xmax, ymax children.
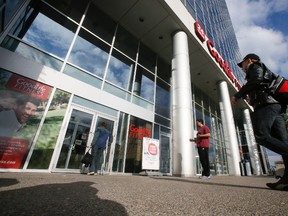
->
<box><xmin>92</xmin><ymin>116</ymin><xmax>115</xmax><ymax>174</ymax></box>
<box><xmin>54</xmin><ymin>106</ymin><xmax>116</xmax><ymax>173</ymax></box>
<box><xmin>56</xmin><ymin>109</ymin><xmax>94</xmax><ymax>170</ymax></box>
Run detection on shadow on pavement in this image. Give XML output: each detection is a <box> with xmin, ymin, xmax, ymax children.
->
<box><xmin>0</xmin><ymin>178</ymin><xmax>19</xmax><ymax>187</ymax></box>
<box><xmin>0</xmin><ymin>179</ymin><xmax>128</xmax><ymax>216</ymax></box>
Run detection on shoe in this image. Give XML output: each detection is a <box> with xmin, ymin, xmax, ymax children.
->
<box><xmin>87</xmin><ymin>172</ymin><xmax>95</xmax><ymax>175</ymax></box>
<box><xmin>266</xmin><ymin>179</ymin><xmax>288</xmax><ymax>191</ymax></box>
<box><xmin>199</xmin><ymin>175</ymin><xmax>211</xmax><ymax>179</ymax></box>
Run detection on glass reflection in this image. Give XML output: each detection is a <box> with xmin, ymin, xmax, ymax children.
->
<box><xmin>133</xmin><ymin>66</ymin><xmax>154</xmax><ymax>102</ymax></box>
<box><xmin>69</xmin><ymin>30</ymin><xmax>110</xmax><ymax>78</ymax></box>
<box><xmin>155</xmin><ymin>78</ymin><xmax>170</xmax><ymax>118</ymax></box>
<box><xmin>44</xmin><ymin>0</ymin><xmax>89</xmax><ymax>23</ymax></box>
<box><xmin>21</xmin><ymin>13</ymin><xmax>75</xmax><ymax>59</ymax></box>
<box><xmin>106</xmin><ymin>50</ymin><xmax>134</xmax><ymax>90</ymax></box>
<box><xmin>83</xmin><ymin>3</ymin><xmax>116</xmax><ymax>44</ymax></box>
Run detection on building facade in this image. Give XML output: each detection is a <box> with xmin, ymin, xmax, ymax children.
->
<box><xmin>0</xmin><ymin>0</ymin><xmax>267</xmax><ymax>176</ymax></box>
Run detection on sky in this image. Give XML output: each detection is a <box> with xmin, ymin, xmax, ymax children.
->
<box><xmin>226</xmin><ymin>0</ymin><xmax>288</xmax><ymax>77</ymax></box>
<box><xmin>226</xmin><ymin>0</ymin><xmax>288</xmax><ymax>166</ymax></box>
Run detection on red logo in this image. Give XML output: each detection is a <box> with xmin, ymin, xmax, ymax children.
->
<box><xmin>148</xmin><ymin>143</ymin><xmax>158</xmax><ymax>155</ymax></box>
<box><xmin>195</xmin><ymin>22</ymin><xmax>206</xmax><ymax>42</ymax></box>
<box><xmin>129</xmin><ymin>124</ymin><xmax>151</xmax><ymax>139</ymax></box>
<box><xmin>195</xmin><ymin>22</ymin><xmax>241</xmax><ymax>90</ymax></box>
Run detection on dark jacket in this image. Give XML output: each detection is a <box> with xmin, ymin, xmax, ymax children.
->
<box><xmin>234</xmin><ymin>62</ymin><xmax>278</xmax><ymax>107</ymax></box>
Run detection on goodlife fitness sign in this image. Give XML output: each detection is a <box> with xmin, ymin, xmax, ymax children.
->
<box><xmin>194</xmin><ymin>22</ymin><xmax>241</xmax><ymax>90</ymax></box>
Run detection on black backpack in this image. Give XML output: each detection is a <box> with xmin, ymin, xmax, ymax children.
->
<box><xmin>260</xmin><ymin>62</ymin><xmax>288</xmax><ymax>104</ymax></box>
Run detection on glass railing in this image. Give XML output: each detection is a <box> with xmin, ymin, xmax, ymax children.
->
<box><xmin>132</xmin><ymin>95</ymin><xmax>153</xmax><ymax>111</ymax></box>
<box><xmin>103</xmin><ymin>82</ymin><xmax>131</xmax><ymax>102</ymax></box>
<box><xmin>63</xmin><ymin>63</ymin><xmax>102</xmax><ymax>89</ymax></box>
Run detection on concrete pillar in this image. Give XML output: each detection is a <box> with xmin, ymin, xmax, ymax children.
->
<box><xmin>171</xmin><ymin>31</ymin><xmax>194</xmax><ymax>177</ymax></box>
<box><xmin>218</xmin><ymin>81</ymin><xmax>241</xmax><ymax>176</ymax></box>
<box><xmin>243</xmin><ymin>108</ymin><xmax>262</xmax><ymax>175</ymax></box>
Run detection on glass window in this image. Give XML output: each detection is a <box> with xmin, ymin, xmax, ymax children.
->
<box><xmin>138</xmin><ymin>43</ymin><xmax>156</xmax><ymax>73</ymax></box>
<box><xmin>2</xmin><ymin>35</ymin><xmax>63</xmax><ymax>71</ymax></box>
<box><xmin>106</xmin><ymin>49</ymin><xmax>135</xmax><ymax>90</ymax></box>
<box><xmin>154</xmin><ymin>114</ymin><xmax>170</xmax><ymax>128</ymax></box>
<box><xmin>160</xmin><ymin>134</ymin><xmax>170</xmax><ymax>173</ymax></box>
<box><xmin>133</xmin><ymin>65</ymin><xmax>154</xmax><ymax>102</ymax></box>
<box><xmin>5</xmin><ymin>1</ymin><xmax>77</xmax><ymax>60</ymax></box>
<box><xmin>83</xmin><ymin>3</ymin><xmax>116</xmax><ymax>44</ymax></box>
<box><xmin>112</xmin><ymin>112</ymin><xmax>128</xmax><ymax>172</ymax></box>
<box><xmin>114</xmin><ymin>25</ymin><xmax>138</xmax><ymax>60</ymax></box>
<box><xmin>68</xmin><ymin>29</ymin><xmax>110</xmax><ymax>78</ymax></box>
<box><xmin>153</xmin><ymin>124</ymin><xmax>160</xmax><ymax>139</ymax></box>
<box><xmin>125</xmin><ymin>116</ymin><xmax>152</xmax><ymax>173</ymax></box>
<box><xmin>157</xmin><ymin>57</ymin><xmax>171</xmax><ymax>83</ymax></box>
<box><xmin>193</xmin><ymin>86</ymin><xmax>202</xmax><ymax>105</ymax></box>
<box><xmin>44</xmin><ymin>0</ymin><xmax>89</xmax><ymax>23</ymax></box>
<box><xmin>195</xmin><ymin>104</ymin><xmax>203</xmax><ymax>127</ymax></box>
<box><xmin>155</xmin><ymin>78</ymin><xmax>170</xmax><ymax>118</ymax></box>
<box><xmin>1</xmin><ymin>0</ymin><xmax>22</xmax><ymax>30</ymax></box>
<box><xmin>28</xmin><ymin>89</ymin><xmax>71</xmax><ymax>169</ymax></box>
<box><xmin>22</xmin><ymin>13</ymin><xmax>75</xmax><ymax>59</ymax></box>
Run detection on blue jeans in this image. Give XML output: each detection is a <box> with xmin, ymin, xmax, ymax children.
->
<box><xmin>252</xmin><ymin>103</ymin><xmax>288</xmax><ymax>178</ymax></box>
<box><xmin>89</xmin><ymin>146</ymin><xmax>105</xmax><ymax>173</ymax></box>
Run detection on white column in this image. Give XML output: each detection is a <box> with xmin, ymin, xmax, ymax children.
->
<box><xmin>218</xmin><ymin>81</ymin><xmax>241</xmax><ymax>176</ymax></box>
<box><xmin>243</xmin><ymin>109</ymin><xmax>262</xmax><ymax>175</ymax></box>
<box><xmin>171</xmin><ymin>31</ymin><xmax>194</xmax><ymax>177</ymax></box>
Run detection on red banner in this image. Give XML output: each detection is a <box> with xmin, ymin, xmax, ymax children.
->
<box><xmin>6</xmin><ymin>74</ymin><xmax>51</xmax><ymax>100</ymax></box>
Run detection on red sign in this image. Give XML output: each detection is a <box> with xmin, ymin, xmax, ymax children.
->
<box><xmin>7</xmin><ymin>74</ymin><xmax>52</xmax><ymax>100</ymax></box>
<box><xmin>0</xmin><ymin>137</ymin><xmax>29</xmax><ymax>168</ymax></box>
<box><xmin>129</xmin><ymin>124</ymin><xmax>151</xmax><ymax>139</ymax></box>
<box><xmin>148</xmin><ymin>143</ymin><xmax>158</xmax><ymax>155</ymax></box>
<box><xmin>194</xmin><ymin>22</ymin><xmax>241</xmax><ymax>90</ymax></box>
<box><xmin>195</xmin><ymin>22</ymin><xmax>206</xmax><ymax>42</ymax></box>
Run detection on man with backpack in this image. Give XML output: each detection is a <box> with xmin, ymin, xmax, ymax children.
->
<box><xmin>231</xmin><ymin>53</ymin><xmax>288</xmax><ymax>191</ymax></box>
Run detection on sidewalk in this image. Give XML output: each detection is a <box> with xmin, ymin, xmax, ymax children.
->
<box><xmin>1</xmin><ymin>172</ymin><xmax>288</xmax><ymax>215</ymax></box>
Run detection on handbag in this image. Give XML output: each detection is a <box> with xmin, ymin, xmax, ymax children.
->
<box><xmin>81</xmin><ymin>147</ymin><xmax>93</xmax><ymax>166</ymax></box>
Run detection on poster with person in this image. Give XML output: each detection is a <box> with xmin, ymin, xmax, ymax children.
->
<box><xmin>0</xmin><ymin>69</ymin><xmax>52</xmax><ymax>168</ymax></box>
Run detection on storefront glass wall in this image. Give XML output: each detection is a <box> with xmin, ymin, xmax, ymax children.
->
<box><xmin>192</xmin><ymin>85</ymin><xmax>228</xmax><ymax>175</ymax></box>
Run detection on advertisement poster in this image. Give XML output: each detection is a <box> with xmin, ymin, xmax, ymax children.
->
<box><xmin>0</xmin><ymin>70</ymin><xmax>52</xmax><ymax>168</ymax></box>
<box><xmin>142</xmin><ymin>137</ymin><xmax>159</xmax><ymax>170</ymax></box>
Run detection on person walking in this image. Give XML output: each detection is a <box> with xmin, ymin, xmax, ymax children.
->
<box><xmin>190</xmin><ymin>119</ymin><xmax>211</xmax><ymax>179</ymax></box>
<box><xmin>87</xmin><ymin>121</ymin><xmax>113</xmax><ymax>175</ymax></box>
<box><xmin>231</xmin><ymin>53</ymin><xmax>288</xmax><ymax>191</ymax></box>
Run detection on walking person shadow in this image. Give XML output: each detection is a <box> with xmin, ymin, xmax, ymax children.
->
<box><xmin>0</xmin><ymin>180</ymin><xmax>128</xmax><ymax>216</ymax></box>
